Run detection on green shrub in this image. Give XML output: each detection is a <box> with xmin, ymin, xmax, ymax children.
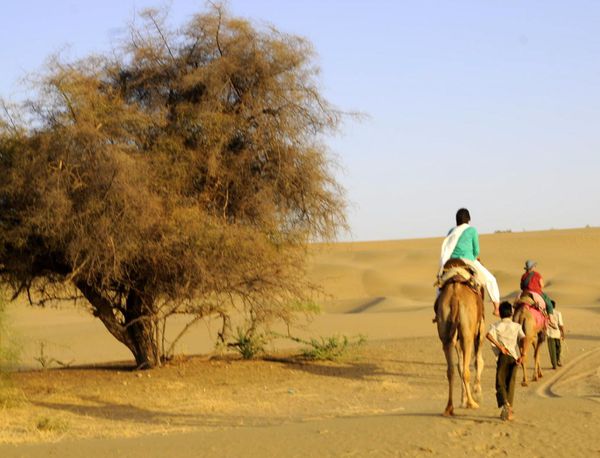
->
<box><xmin>291</xmin><ymin>334</ymin><xmax>367</xmax><ymax>361</ymax></box>
<box><xmin>227</xmin><ymin>327</ymin><xmax>268</xmax><ymax>360</ymax></box>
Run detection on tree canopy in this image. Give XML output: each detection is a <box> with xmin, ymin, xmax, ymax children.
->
<box><xmin>0</xmin><ymin>4</ymin><xmax>346</xmax><ymax>368</ymax></box>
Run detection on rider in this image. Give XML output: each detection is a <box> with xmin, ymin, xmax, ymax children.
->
<box><xmin>520</xmin><ymin>260</ymin><xmax>554</xmax><ymax>315</ymax></box>
<box><xmin>438</xmin><ymin>208</ymin><xmax>501</xmax><ymax>316</ymax></box>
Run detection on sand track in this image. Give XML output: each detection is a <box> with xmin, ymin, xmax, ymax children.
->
<box><xmin>536</xmin><ymin>347</ymin><xmax>600</xmax><ymax>400</ymax></box>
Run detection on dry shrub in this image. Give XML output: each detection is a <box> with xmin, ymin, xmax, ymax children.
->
<box><xmin>0</xmin><ymin>3</ymin><xmax>346</xmax><ymax>368</ymax></box>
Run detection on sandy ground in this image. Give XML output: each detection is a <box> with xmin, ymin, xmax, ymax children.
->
<box><xmin>1</xmin><ymin>227</ymin><xmax>599</xmax><ymax>456</ymax></box>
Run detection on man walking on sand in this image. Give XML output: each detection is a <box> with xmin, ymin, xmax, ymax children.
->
<box><xmin>486</xmin><ymin>301</ymin><xmax>525</xmax><ymax>421</ymax></box>
<box><xmin>547</xmin><ymin>300</ymin><xmax>565</xmax><ymax>369</ymax></box>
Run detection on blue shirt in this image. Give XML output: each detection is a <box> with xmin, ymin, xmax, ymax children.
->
<box><xmin>450</xmin><ymin>226</ymin><xmax>480</xmax><ymax>261</ymax></box>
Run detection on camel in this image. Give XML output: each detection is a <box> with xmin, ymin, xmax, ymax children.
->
<box><xmin>435</xmin><ymin>265</ymin><xmax>486</xmax><ymax>416</ymax></box>
<box><xmin>513</xmin><ymin>296</ymin><xmax>546</xmax><ymax>386</ymax></box>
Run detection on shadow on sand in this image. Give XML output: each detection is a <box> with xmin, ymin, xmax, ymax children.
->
<box><xmin>33</xmin><ymin>396</ymin><xmax>503</xmax><ymax>428</ymax></box>
<box><xmin>264</xmin><ymin>357</ymin><xmax>404</xmax><ymax>380</ymax></box>
<box><xmin>32</xmin><ymin>396</ymin><xmax>290</xmax><ymax>428</ymax></box>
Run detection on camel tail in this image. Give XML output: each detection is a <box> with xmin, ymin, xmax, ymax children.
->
<box><xmin>538</xmin><ymin>330</ymin><xmax>546</xmax><ymax>343</ymax></box>
<box><xmin>514</xmin><ymin>309</ymin><xmax>526</xmax><ymax>333</ymax></box>
<box><xmin>473</xmin><ymin>318</ymin><xmax>483</xmax><ymax>355</ymax></box>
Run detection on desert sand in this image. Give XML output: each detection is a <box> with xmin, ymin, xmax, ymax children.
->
<box><xmin>1</xmin><ymin>227</ymin><xmax>599</xmax><ymax>457</ymax></box>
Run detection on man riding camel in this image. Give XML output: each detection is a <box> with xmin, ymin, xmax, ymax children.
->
<box><xmin>519</xmin><ymin>260</ymin><xmax>554</xmax><ymax>315</ymax></box>
<box><xmin>436</xmin><ymin>208</ymin><xmax>501</xmax><ymax>318</ymax></box>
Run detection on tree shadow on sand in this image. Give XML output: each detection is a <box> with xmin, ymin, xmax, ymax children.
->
<box><xmin>43</xmin><ymin>362</ymin><xmax>138</xmax><ymax>372</ymax></box>
<box><xmin>377</xmin><ymin>358</ymin><xmax>445</xmax><ymax>367</ymax></box>
<box><xmin>31</xmin><ymin>395</ymin><xmax>288</xmax><ymax>428</ymax></box>
<box><xmin>31</xmin><ymin>397</ymin><xmax>505</xmax><ymax>430</ymax></box>
<box><xmin>264</xmin><ymin>357</ymin><xmax>411</xmax><ymax>381</ymax></box>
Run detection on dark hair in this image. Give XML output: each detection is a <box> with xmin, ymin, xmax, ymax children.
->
<box><xmin>456</xmin><ymin>208</ymin><xmax>471</xmax><ymax>226</ymax></box>
<box><xmin>499</xmin><ymin>301</ymin><xmax>513</xmax><ymax>318</ymax></box>
<box><xmin>551</xmin><ymin>300</ymin><xmax>557</xmax><ymax>309</ymax></box>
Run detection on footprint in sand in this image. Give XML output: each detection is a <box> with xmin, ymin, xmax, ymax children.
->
<box><xmin>448</xmin><ymin>428</ymin><xmax>470</xmax><ymax>438</ymax></box>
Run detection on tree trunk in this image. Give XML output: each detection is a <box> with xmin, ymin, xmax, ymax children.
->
<box><xmin>75</xmin><ymin>281</ymin><xmax>160</xmax><ymax>369</ymax></box>
<box><xmin>125</xmin><ymin>290</ymin><xmax>160</xmax><ymax>369</ymax></box>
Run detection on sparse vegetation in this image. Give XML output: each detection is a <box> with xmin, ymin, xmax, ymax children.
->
<box><xmin>228</xmin><ymin>326</ymin><xmax>268</xmax><ymax>360</ymax></box>
<box><xmin>289</xmin><ymin>334</ymin><xmax>366</xmax><ymax>361</ymax></box>
<box><xmin>33</xmin><ymin>341</ymin><xmax>74</xmax><ymax>370</ymax></box>
<box><xmin>35</xmin><ymin>416</ymin><xmax>70</xmax><ymax>434</ymax></box>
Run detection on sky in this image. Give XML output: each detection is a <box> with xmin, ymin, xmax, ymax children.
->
<box><xmin>1</xmin><ymin>1</ymin><xmax>600</xmax><ymax>241</ymax></box>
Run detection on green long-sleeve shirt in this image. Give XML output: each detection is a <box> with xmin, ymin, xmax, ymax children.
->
<box><xmin>450</xmin><ymin>226</ymin><xmax>480</xmax><ymax>261</ymax></box>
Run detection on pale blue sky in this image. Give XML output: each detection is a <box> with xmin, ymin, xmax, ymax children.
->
<box><xmin>2</xmin><ymin>1</ymin><xmax>599</xmax><ymax>241</ymax></box>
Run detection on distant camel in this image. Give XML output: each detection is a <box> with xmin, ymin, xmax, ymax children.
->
<box><xmin>435</xmin><ymin>262</ymin><xmax>485</xmax><ymax>416</ymax></box>
<box><xmin>513</xmin><ymin>295</ymin><xmax>546</xmax><ymax>386</ymax></box>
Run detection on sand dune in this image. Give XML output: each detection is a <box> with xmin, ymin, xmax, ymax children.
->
<box><xmin>309</xmin><ymin>227</ymin><xmax>600</xmax><ymax>312</ymax></box>
<box><xmin>1</xmin><ymin>227</ymin><xmax>599</xmax><ymax>456</ymax></box>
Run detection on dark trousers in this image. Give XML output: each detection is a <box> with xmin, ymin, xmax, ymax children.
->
<box><xmin>548</xmin><ymin>337</ymin><xmax>562</xmax><ymax>368</ymax></box>
<box><xmin>495</xmin><ymin>353</ymin><xmax>518</xmax><ymax>408</ymax></box>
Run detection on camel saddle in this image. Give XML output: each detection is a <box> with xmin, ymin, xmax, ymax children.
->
<box><xmin>435</xmin><ymin>258</ymin><xmax>484</xmax><ymax>299</ymax></box>
<box><xmin>515</xmin><ymin>291</ymin><xmax>537</xmax><ymax>308</ymax></box>
<box><xmin>515</xmin><ymin>292</ymin><xmax>552</xmax><ymax>330</ymax></box>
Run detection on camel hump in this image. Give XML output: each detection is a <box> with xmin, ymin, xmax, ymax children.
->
<box><xmin>514</xmin><ymin>302</ymin><xmax>547</xmax><ymax>330</ymax></box>
<box><xmin>437</xmin><ymin>259</ymin><xmax>481</xmax><ymax>294</ymax></box>
<box><xmin>514</xmin><ymin>292</ymin><xmax>536</xmax><ymax>309</ymax></box>
<box><xmin>521</xmin><ymin>291</ymin><xmax>535</xmax><ymax>301</ymax></box>
<box><xmin>443</xmin><ymin>258</ymin><xmax>468</xmax><ymax>269</ymax></box>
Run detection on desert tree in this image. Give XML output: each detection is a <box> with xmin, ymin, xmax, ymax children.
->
<box><xmin>0</xmin><ymin>4</ymin><xmax>346</xmax><ymax>368</ymax></box>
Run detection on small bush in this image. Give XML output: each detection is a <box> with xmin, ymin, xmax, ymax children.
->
<box><xmin>227</xmin><ymin>327</ymin><xmax>268</xmax><ymax>360</ymax></box>
<box><xmin>32</xmin><ymin>341</ymin><xmax>74</xmax><ymax>370</ymax></box>
<box><xmin>290</xmin><ymin>334</ymin><xmax>367</xmax><ymax>361</ymax></box>
<box><xmin>35</xmin><ymin>416</ymin><xmax>70</xmax><ymax>433</ymax></box>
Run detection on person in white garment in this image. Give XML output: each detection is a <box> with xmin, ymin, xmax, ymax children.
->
<box><xmin>486</xmin><ymin>301</ymin><xmax>525</xmax><ymax>421</ymax></box>
<box><xmin>546</xmin><ymin>300</ymin><xmax>565</xmax><ymax>369</ymax></box>
<box><xmin>438</xmin><ymin>208</ymin><xmax>501</xmax><ymax>317</ymax></box>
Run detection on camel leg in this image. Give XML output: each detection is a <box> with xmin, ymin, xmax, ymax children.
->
<box><xmin>460</xmin><ymin>336</ymin><xmax>479</xmax><ymax>409</ymax></box>
<box><xmin>455</xmin><ymin>346</ymin><xmax>467</xmax><ymax>407</ymax></box>
<box><xmin>443</xmin><ymin>343</ymin><xmax>455</xmax><ymax>416</ymax></box>
<box><xmin>472</xmin><ymin>322</ymin><xmax>485</xmax><ymax>401</ymax></box>
<box><xmin>520</xmin><ymin>337</ymin><xmax>531</xmax><ymax>386</ymax></box>
<box><xmin>533</xmin><ymin>339</ymin><xmax>543</xmax><ymax>381</ymax></box>
<box><xmin>537</xmin><ymin>344</ymin><xmax>544</xmax><ymax>379</ymax></box>
<box><xmin>521</xmin><ymin>356</ymin><xmax>529</xmax><ymax>386</ymax></box>
<box><xmin>530</xmin><ymin>338</ymin><xmax>538</xmax><ymax>382</ymax></box>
